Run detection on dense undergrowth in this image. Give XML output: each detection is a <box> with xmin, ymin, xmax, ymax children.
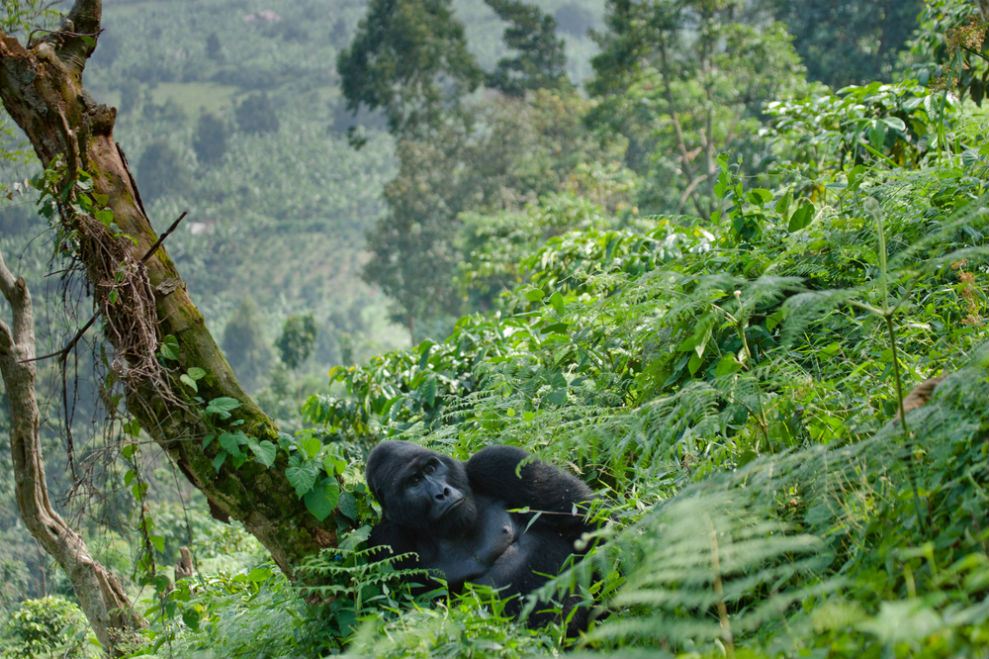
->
<box><xmin>315</xmin><ymin>168</ymin><xmax>988</xmax><ymax>659</ymax></box>
<box><xmin>2</xmin><ymin>3</ymin><xmax>988</xmax><ymax>659</ymax></box>
<box><xmin>107</xmin><ymin>81</ymin><xmax>989</xmax><ymax>658</ymax></box>
<box><xmin>3</xmin><ymin>94</ymin><xmax>987</xmax><ymax>659</ymax></box>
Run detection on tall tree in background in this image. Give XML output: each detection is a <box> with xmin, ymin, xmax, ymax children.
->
<box><xmin>342</xmin><ymin>0</ymin><xmax>587</xmax><ymax>340</ymax></box>
<box><xmin>588</xmin><ymin>0</ymin><xmax>808</xmax><ymax>217</ymax></box>
<box><xmin>336</xmin><ymin>0</ymin><xmax>482</xmax><ymax>139</ymax></box>
<box><xmin>276</xmin><ymin>313</ymin><xmax>317</xmax><ymax>371</ymax></box>
<box><xmin>484</xmin><ymin>0</ymin><xmax>570</xmax><ymax>96</ymax></box>
<box><xmin>194</xmin><ymin>111</ymin><xmax>230</xmax><ymax>165</ymax></box>
<box><xmin>137</xmin><ymin>139</ymin><xmax>189</xmax><ymax>201</ymax></box>
<box><xmin>766</xmin><ymin>0</ymin><xmax>922</xmax><ymax>88</ymax></box>
<box><xmin>221</xmin><ymin>297</ymin><xmax>273</xmax><ymax>392</ymax></box>
<box><xmin>0</xmin><ymin>0</ymin><xmax>345</xmax><ymax>593</ymax></box>
<box><xmin>362</xmin><ymin>127</ymin><xmax>475</xmax><ymax>338</ymax></box>
<box><xmin>235</xmin><ymin>91</ymin><xmax>280</xmax><ymax>134</ymax></box>
<box><xmin>339</xmin><ymin>0</ymin><xmax>482</xmax><ymax>338</ymax></box>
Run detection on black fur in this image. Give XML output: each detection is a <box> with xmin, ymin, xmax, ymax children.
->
<box><xmin>365</xmin><ymin>441</ymin><xmax>596</xmax><ymax>625</ymax></box>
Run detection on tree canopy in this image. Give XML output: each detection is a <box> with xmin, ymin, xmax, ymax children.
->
<box><xmin>337</xmin><ymin>0</ymin><xmax>482</xmax><ymax>137</ymax></box>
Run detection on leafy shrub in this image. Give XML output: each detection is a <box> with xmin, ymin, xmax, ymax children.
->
<box><xmin>194</xmin><ymin>111</ymin><xmax>231</xmax><ymax>166</ymax></box>
<box><xmin>140</xmin><ymin>563</ymin><xmax>329</xmax><ymax>659</ymax></box>
<box><xmin>136</xmin><ymin>140</ymin><xmax>190</xmax><ymax>203</ymax></box>
<box><xmin>235</xmin><ymin>92</ymin><xmax>280</xmax><ymax>134</ymax></box>
<box><xmin>345</xmin><ymin>585</ymin><xmax>560</xmax><ymax>659</ymax></box>
<box><xmin>276</xmin><ymin>313</ymin><xmax>318</xmax><ymax>370</ymax></box>
<box><xmin>1</xmin><ymin>596</ymin><xmax>96</xmax><ymax>659</ymax></box>
<box><xmin>300</xmin><ymin>100</ymin><xmax>988</xmax><ymax>655</ymax></box>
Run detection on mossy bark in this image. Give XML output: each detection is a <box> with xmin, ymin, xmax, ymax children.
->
<box><xmin>0</xmin><ymin>0</ymin><xmax>338</xmax><ymax>579</ymax></box>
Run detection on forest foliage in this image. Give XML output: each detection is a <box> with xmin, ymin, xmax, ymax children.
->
<box><xmin>1</xmin><ymin>0</ymin><xmax>988</xmax><ymax>658</ymax></box>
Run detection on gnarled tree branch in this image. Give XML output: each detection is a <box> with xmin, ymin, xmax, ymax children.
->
<box><xmin>0</xmin><ymin>247</ymin><xmax>145</xmax><ymax>655</ymax></box>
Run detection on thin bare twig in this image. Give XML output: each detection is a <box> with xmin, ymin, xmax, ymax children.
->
<box><xmin>141</xmin><ymin>211</ymin><xmax>187</xmax><ymax>263</ymax></box>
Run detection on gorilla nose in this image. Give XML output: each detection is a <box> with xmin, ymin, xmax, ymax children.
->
<box><xmin>436</xmin><ymin>486</ymin><xmax>451</xmax><ymax>499</ymax></box>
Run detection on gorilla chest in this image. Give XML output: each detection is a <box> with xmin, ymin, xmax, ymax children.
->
<box><xmin>426</xmin><ymin>502</ymin><xmax>536</xmax><ymax>586</ymax></box>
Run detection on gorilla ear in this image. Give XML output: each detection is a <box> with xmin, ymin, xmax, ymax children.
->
<box><xmin>365</xmin><ymin>442</ymin><xmax>393</xmax><ymax>504</ymax></box>
<box><xmin>367</xmin><ymin>482</ymin><xmax>392</xmax><ymax>520</ymax></box>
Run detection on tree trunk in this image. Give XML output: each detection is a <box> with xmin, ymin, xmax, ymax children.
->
<box><xmin>0</xmin><ymin>249</ymin><xmax>145</xmax><ymax>654</ymax></box>
<box><xmin>0</xmin><ymin>0</ymin><xmax>339</xmax><ymax>581</ymax></box>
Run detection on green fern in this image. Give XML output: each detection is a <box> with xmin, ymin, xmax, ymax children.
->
<box><xmin>573</xmin><ymin>350</ymin><xmax>988</xmax><ymax>656</ymax></box>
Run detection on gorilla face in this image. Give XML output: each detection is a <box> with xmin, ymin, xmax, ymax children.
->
<box><xmin>366</xmin><ymin>441</ymin><xmax>478</xmax><ymax>534</ymax></box>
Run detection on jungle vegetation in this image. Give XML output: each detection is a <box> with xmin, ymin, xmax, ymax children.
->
<box><xmin>0</xmin><ymin>0</ymin><xmax>986</xmax><ymax>657</ymax></box>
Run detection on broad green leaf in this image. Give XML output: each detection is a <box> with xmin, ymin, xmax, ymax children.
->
<box><xmin>123</xmin><ymin>417</ymin><xmax>142</xmax><ymax>437</ymax></box>
<box><xmin>287</xmin><ymin>460</ymin><xmax>320</xmax><ymax>497</ymax></box>
<box><xmin>131</xmin><ymin>481</ymin><xmax>149</xmax><ymax>500</ymax></box>
<box><xmin>694</xmin><ymin>323</ymin><xmax>713</xmax><ymax>358</ymax></box>
<box><xmin>788</xmin><ymin>201</ymin><xmax>816</xmax><ymax>232</ymax></box>
<box><xmin>182</xmin><ymin>608</ymin><xmax>201</xmax><ymax>631</ymax></box>
<box><xmin>687</xmin><ymin>351</ymin><xmax>703</xmax><ymax>376</ymax></box>
<box><xmin>868</xmin><ymin>120</ymin><xmax>886</xmax><ymax>147</ymax></box>
<box><xmin>881</xmin><ymin>116</ymin><xmax>906</xmax><ymax>133</ymax></box>
<box><xmin>248</xmin><ymin>566</ymin><xmax>272</xmax><ymax>582</ymax></box>
<box><xmin>218</xmin><ymin>431</ymin><xmax>245</xmax><ymax>458</ymax></box>
<box><xmin>304</xmin><ymin>477</ymin><xmax>340</xmax><ymax>521</ymax></box>
<box><xmin>715</xmin><ymin>355</ymin><xmax>743</xmax><ymax>377</ymax></box>
<box><xmin>322</xmin><ymin>452</ymin><xmax>347</xmax><ymax>476</ymax></box>
<box><xmin>747</xmin><ymin>188</ymin><xmax>772</xmax><ymax>205</ymax></box>
<box><xmin>714</xmin><ymin>166</ymin><xmax>729</xmax><ymax>198</ymax></box>
<box><xmin>148</xmin><ymin>534</ymin><xmax>165</xmax><ymax>552</ymax></box>
<box><xmin>160</xmin><ymin>335</ymin><xmax>179</xmax><ymax>361</ymax></box>
<box><xmin>549</xmin><ymin>291</ymin><xmax>565</xmax><ymax>314</ymax></box>
<box><xmin>337</xmin><ymin>491</ymin><xmax>358</xmax><ymax>521</ymax></box>
<box><xmin>525</xmin><ymin>287</ymin><xmax>545</xmax><ymax>302</ymax></box>
<box><xmin>206</xmin><ymin>397</ymin><xmax>241</xmax><ymax>418</ymax></box>
<box><xmin>94</xmin><ymin>208</ymin><xmax>114</xmax><ymax>227</ymax></box>
<box><xmin>298</xmin><ymin>434</ymin><xmax>322</xmax><ymax>460</ymax></box>
<box><xmin>774</xmin><ymin>188</ymin><xmax>792</xmax><ymax>216</ymax></box>
<box><xmin>546</xmin><ymin>387</ymin><xmax>567</xmax><ymax>405</ymax></box>
<box><xmin>249</xmin><ymin>439</ymin><xmax>278</xmax><ymax>468</ymax></box>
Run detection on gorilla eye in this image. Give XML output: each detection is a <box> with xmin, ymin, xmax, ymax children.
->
<box><xmin>423</xmin><ymin>461</ymin><xmax>436</xmax><ymax>474</ymax></box>
<box><xmin>407</xmin><ymin>473</ymin><xmax>422</xmax><ymax>486</ymax></box>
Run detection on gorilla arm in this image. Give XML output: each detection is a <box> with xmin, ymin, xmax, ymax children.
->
<box><xmin>464</xmin><ymin>445</ymin><xmax>596</xmax><ymax>536</ymax></box>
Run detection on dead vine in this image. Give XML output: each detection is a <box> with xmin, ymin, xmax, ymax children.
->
<box><xmin>37</xmin><ymin>167</ymin><xmax>192</xmax><ymax>488</ymax></box>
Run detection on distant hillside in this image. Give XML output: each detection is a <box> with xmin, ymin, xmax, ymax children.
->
<box><xmin>68</xmin><ymin>0</ymin><xmax>604</xmax><ymax>369</ymax></box>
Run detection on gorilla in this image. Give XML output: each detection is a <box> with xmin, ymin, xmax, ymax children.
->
<box><xmin>365</xmin><ymin>440</ymin><xmax>597</xmax><ymax>624</ymax></box>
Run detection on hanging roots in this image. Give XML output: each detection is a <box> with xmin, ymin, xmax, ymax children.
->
<box><xmin>69</xmin><ymin>206</ymin><xmax>182</xmax><ymax>411</ymax></box>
